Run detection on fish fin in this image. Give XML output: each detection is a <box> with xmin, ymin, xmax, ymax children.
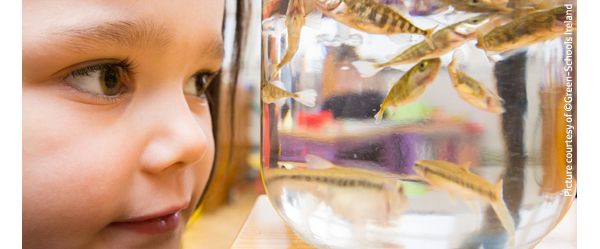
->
<box><xmin>424</xmin><ymin>26</ymin><xmax>437</xmax><ymax>48</ymax></box>
<box><xmin>497</xmin><ymin>5</ymin><xmax>515</xmax><ymax>14</ymax></box>
<box><xmin>271</xmin><ymin>80</ymin><xmax>286</xmax><ymax>89</ymax></box>
<box><xmin>389</xmin><ymin>63</ymin><xmax>413</xmax><ymax>72</ymax></box>
<box><xmin>388</xmin><ymin>3</ymin><xmax>410</xmax><ymax>16</ymax></box>
<box><xmin>485</xmin><ymin>48</ymin><xmax>528</xmax><ymax>63</ymax></box>
<box><xmin>352</xmin><ymin>60</ymin><xmax>382</xmax><ymax>78</ymax></box>
<box><xmin>494</xmin><ymin>179</ymin><xmax>504</xmax><ymax>198</ymax></box>
<box><xmin>374</xmin><ymin>106</ymin><xmax>385</xmax><ymax>124</ymax></box>
<box><xmin>281</xmin><ymin>163</ymin><xmax>295</xmax><ymax>169</ymax></box>
<box><xmin>483</xmin><ymin>52</ymin><xmax>504</xmax><ymax>63</ymax></box>
<box><xmin>452</xmin><ymin>49</ymin><xmax>465</xmax><ymax>64</ymax></box>
<box><xmin>305</xmin><ymin>154</ymin><xmax>334</xmax><ymax>169</ymax></box>
<box><xmin>533</xmin><ymin>0</ymin><xmax>558</xmax><ymax>10</ymax></box>
<box><xmin>491</xmin><ymin>179</ymin><xmax>516</xmax><ymax>247</ymax></box>
<box><xmin>274</xmin><ymin>99</ymin><xmax>287</xmax><ymax>107</ymax></box>
<box><xmin>304</xmin><ymin>10</ymin><xmax>322</xmax><ymax>29</ymax></box>
<box><xmin>292</xmin><ymin>89</ymin><xmax>317</xmax><ymax>107</ymax></box>
<box><xmin>486</xmin><ymin>96</ymin><xmax>506</xmax><ymax>114</ymax></box>
<box><xmin>459</xmin><ymin>162</ymin><xmax>472</xmax><ymax>171</ymax></box>
<box><xmin>270</xmin><ymin>80</ymin><xmax>290</xmax><ymax>106</ymax></box>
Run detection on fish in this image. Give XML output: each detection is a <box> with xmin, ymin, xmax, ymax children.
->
<box><xmin>413</xmin><ymin>160</ymin><xmax>515</xmax><ymax>247</ymax></box>
<box><xmin>442</xmin><ymin>0</ymin><xmax>513</xmax><ymax>13</ymax></box>
<box><xmin>312</xmin><ymin>0</ymin><xmax>436</xmax><ymax>39</ymax></box>
<box><xmin>271</xmin><ymin>0</ymin><xmax>306</xmax><ymax>79</ymax></box>
<box><xmin>447</xmin><ymin>51</ymin><xmax>505</xmax><ymax>113</ymax></box>
<box><xmin>262</xmin><ymin>80</ymin><xmax>317</xmax><ymax>107</ymax></box>
<box><xmin>374</xmin><ymin>58</ymin><xmax>441</xmax><ymax>123</ymax></box>
<box><xmin>264</xmin><ymin>155</ymin><xmax>411</xmax><ymax>222</ymax></box>
<box><xmin>476</xmin><ymin>5</ymin><xmax>575</xmax><ymax>52</ymax></box>
<box><xmin>353</xmin><ymin>14</ymin><xmax>492</xmax><ymax>77</ymax></box>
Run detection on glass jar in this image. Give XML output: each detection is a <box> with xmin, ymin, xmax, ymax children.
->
<box><xmin>261</xmin><ymin>1</ymin><xmax>576</xmax><ymax>248</ymax></box>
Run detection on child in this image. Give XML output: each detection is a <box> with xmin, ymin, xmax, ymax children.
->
<box><xmin>23</xmin><ymin>0</ymin><xmax>245</xmax><ymax>248</ymax></box>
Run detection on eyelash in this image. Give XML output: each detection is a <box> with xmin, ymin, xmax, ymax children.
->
<box><xmin>64</xmin><ymin>59</ymin><xmax>134</xmax><ymax>103</ymax></box>
<box><xmin>193</xmin><ymin>71</ymin><xmax>218</xmax><ymax>98</ymax></box>
<box><xmin>69</xmin><ymin>60</ymin><xmax>133</xmax><ymax>77</ymax></box>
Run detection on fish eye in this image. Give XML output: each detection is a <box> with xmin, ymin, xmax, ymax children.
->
<box><xmin>469</xmin><ymin>0</ymin><xmax>479</xmax><ymax>5</ymax></box>
<box><xmin>418</xmin><ymin>62</ymin><xmax>427</xmax><ymax>71</ymax></box>
<box><xmin>471</xmin><ymin>18</ymin><xmax>479</xmax><ymax>23</ymax></box>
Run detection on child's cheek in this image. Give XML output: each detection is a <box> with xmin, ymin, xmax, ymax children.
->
<box><xmin>23</xmin><ymin>89</ymin><xmax>140</xmax><ymax>247</ymax></box>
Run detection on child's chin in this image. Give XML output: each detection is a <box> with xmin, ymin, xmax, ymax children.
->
<box><xmin>100</xmin><ymin>220</ymin><xmax>185</xmax><ymax>249</ymax></box>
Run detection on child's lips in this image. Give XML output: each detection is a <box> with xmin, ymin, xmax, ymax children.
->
<box><xmin>110</xmin><ymin>205</ymin><xmax>187</xmax><ymax>235</ymax></box>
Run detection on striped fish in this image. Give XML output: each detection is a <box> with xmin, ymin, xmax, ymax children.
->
<box><xmin>374</xmin><ymin>58</ymin><xmax>441</xmax><ymax>123</ymax></box>
<box><xmin>261</xmin><ymin>80</ymin><xmax>317</xmax><ymax>107</ymax></box>
<box><xmin>477</xmin><ymin>5</ymin><xmax>575</xmax><ymax>52</ymax></box>
<box><xmin>353</xmin><ymin>14</ymin><xmax>492</xmax><ymax>77</ymax></box>
<box><xmin>271</xmin><ymin>0</ymin><xmax>305</xmax><ymax>79</ymax></box>
<box><xmin>414</xmin><ymin>160</ymin><xmax>515</xmax><ymax>247</ymax></box>
<box><xmin>264</xmin><ymin>155</ymin><xmax>410</xmax><ymax>221</ymax></box>
<box><xmin>447</xmin><ymin>51</ymin><xmax>504</xmax><ymax>113</ymax></box>
<box><xmin>313</xmin><ymin>0</ymin><xmax>435</xmax><ymax>38</ymax></box>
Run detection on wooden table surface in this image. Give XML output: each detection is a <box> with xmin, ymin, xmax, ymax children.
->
<box><xmin>231</xmin><ymin>195</ymin><xmax>576</xmax><ymax>249</ymax></box>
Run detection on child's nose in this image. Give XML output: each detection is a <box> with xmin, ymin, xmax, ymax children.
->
<box><xmin>137</xmin><ymin>93</ymin><xmax>212</xmax><ymax>175</ymax></box>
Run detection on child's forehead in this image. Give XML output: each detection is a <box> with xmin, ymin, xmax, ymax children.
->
<box><xmin>23</xmin><ymin>0</ymin><xmax>225</xmax><ymax>47</ymax></box>
<box><xmin>23</xmin><ymin>0</ymin><xmax>225</xmax><ymax>81</ymax></box>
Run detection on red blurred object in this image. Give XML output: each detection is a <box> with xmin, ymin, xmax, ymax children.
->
<box><xmin>464</xmin><ymin>122</ymin><xmax>485</xmax><ymax>134</ymax></box>
<box><xmin>298</xmin><ymin>111</ymin><xmax>333</xmax><ymax>129</ymax></box>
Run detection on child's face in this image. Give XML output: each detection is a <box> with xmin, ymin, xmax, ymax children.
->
<box><xmin>23</xmin><ymin>0</ymin><xmax>224</xmax><ymax>248</ymax></box>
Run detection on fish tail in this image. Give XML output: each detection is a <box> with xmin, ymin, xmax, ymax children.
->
<box><xmin>352</xmin><ymin>60</ymin><xmax>382</xmax><ymax>78</ymax></box>
<box><xmin>292</xmin><ymin>89</ymin><xmax>317</xmax><ymax>107</ymax></box>
<box><xmin>305</xmin><ymin>154</ymin><xmax>334</xmax><ymax>169</ymax></box>
<box><xmin>487</xmin><ymin>96</ymin><xmax>506</xmax><ymax>114</ymax></box>
<box><xmin>475</xmin><ymin>31</ymin><xmax>486</xmax><ymax>49</ymax></box>
<box><xmin>490</xmin><ymin>179</ymin><xmax>516</xmax><ymax>247</ymax></box>
<box><xmin>374</xmin><ymin>105</ymin><xmax>385</xmax><ymax>124</ymax></box>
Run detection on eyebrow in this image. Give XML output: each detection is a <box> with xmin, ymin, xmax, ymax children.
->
<box><xmin>55</xmin><ymin>20</ymin><xmax>172</xmax><ymax>52</ymax></box>
<box><xmin>53</xmin><ymin>20</ymin><xmax>225</xmax><ymax>62</ymax></box>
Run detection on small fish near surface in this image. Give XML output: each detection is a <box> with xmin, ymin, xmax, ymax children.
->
<box><xmin>447</xmin><ymin>51</ymin><xmax>505</xmax><ymax>113</ymax></box>
<box><xmin>374</xmin><ymin>58</ymin><xmax>441</xmax><ymax>123</ymax></box>
<box><xmin>271</xmin><ymin>0</ymin><xmax>306</xmax><ymax>79</ymax></box>
<box><xmin>312</xmin><ymin>0</ymin><xmax>436</xmax><ymax>39</ymax></box>
<box><xmin>353</xmin><ymin>14</ymin><xmax>493</xmax><ymax>77</ymax></box>
<box><xmin>476</xmin><ymin>5</ymin><xmax>576</xmax><ymax>52</ymax></box>
<box><xmin>264</xmin><ymin>155</ymin><xmax>410</xmax><ymax>222</ymax></box>
<box><xmin>442</xmin><ymin>0</ymin><xmax>513</xmax><ymax>13</ymax></box>
<box><xmin>413</xmin><ymin>160</ymin><xmax>516</xmax><ymax>247</ymax></box>
<box><xmin>262</xmin><ymin>80</ymin><xmax>317</xmax><ymax>107</ymax></box>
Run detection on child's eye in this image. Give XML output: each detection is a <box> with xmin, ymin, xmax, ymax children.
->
<box><xmin>64</xmin><ymin>61</ymin><xmax>131</xmax><ymax>101</ymax></box>
<box><xmin>184</xmin><ymin>71</ymin><xmax>218</xmax><ymax>100</ymax></box>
